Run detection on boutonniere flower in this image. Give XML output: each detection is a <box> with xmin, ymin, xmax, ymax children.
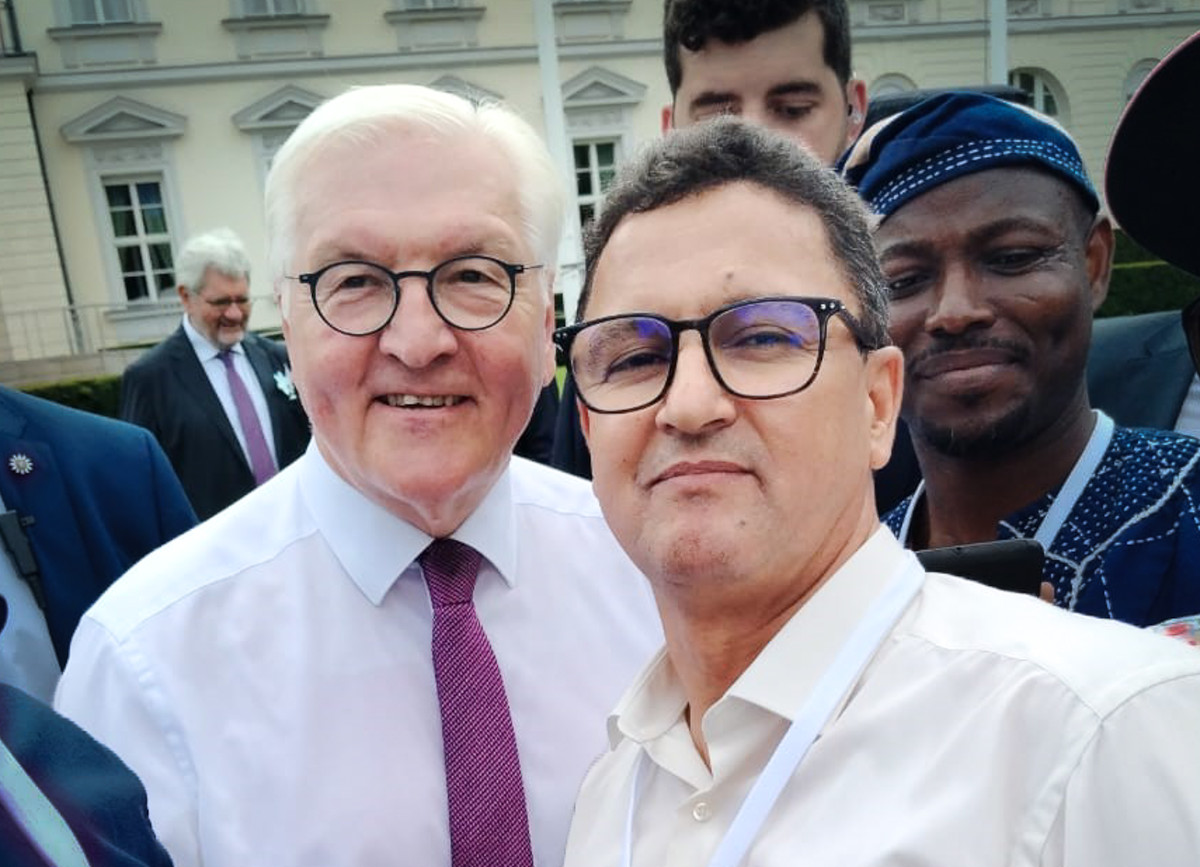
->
<box><xmin>274</xmin><ymin>368</ymin><xmax>298</xmax><ymax>401</ymax></box>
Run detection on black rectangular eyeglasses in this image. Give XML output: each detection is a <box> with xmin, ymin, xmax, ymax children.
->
<box><xmin>552</xmin><ymin>295</ymin><xmax>880</xmax><ymax>414</ymax></box>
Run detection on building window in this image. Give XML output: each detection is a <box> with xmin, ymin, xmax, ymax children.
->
<box><xmin>869</xmin><ymin>73</ymin><xmax>917</xmax><ymax>99</ymax></box>
<box><xmin>1123</xmin><ymin>59</ymin><xmax>1156</xmax><ymax>103</ymax></box>
<box><xmin>574</xmin><ymin>140</ymin><xmax>617</xmax><ymax>229</ymax></box>
<box><xmin>105</xmin><ymin>178</ymin><xmax>174</xmax><ymax>302</ymax></box>
<box><xmin>69</xmin><ymin>0</ymin><xmax>134</xmax><ymax>24</ymax></box>
<box><xmin>1009</xmin><ymin>69</ymin><xmax>1063</xmax><ymax>119</ymax></box>
<box><xmin>384</xmin><ymin>1</ymin><xmax>483</xmax><ymax>51</ymax></box>
<box><xmin>241</xmin><ymin>0</ymin><xmax>303</xmax><ymax>14</ymax></box>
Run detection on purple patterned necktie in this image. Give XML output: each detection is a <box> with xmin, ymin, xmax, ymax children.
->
<box><xmin>421</xmin><ymin>538</ymin><xmax>535</xmax><ymax>867</ymax></box>
<box><xmin>218</xmin><ymin>350</ymin><xmax>276</xmax><ymax>486</ymax></box>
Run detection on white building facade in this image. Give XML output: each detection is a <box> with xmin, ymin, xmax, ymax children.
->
<box><xmin>0</xmin><ymin>0</ymin><xmax>1196</xmax><ymax>381</ymax></box>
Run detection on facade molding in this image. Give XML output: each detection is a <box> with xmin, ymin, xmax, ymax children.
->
<box><xmin>31</xmin><ymin>39</ymin><xmax>664</xmax><ymax>94</ymax></box>
<box><xmin>61</xmin><ymin>96</ymin><xmax>186</xmax><ymax>143</ymax></box>
<box><xmin>562</xmin><ymin>65</ymin><xmax>646</xmax><ymax>108</ymax></box>
<box><xmin>428</xmin><ymin>74</ymin><xmax>502</xmax><ymax>104</ymax></box>
<box><xmin>232</xmin><ymin>84</ymin><xmax>324</xmax><ymax>131</ymax></box>
<box><xmin>0</xmin><ymin>55</ymin><xmax>38</xmax><ymax>86</ymax></box>
<box><xmin>852</xmin><ymin>11</ymin><xmax>1200</xmax><ymax>41</ymax></box>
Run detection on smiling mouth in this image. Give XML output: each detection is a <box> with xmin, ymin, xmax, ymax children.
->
<box><xmin>653</xmin><ymin>460</ymin><xmax>748</xmax><ymax>485</ymax></box>
<box><xmin>912</xmin><ymin>349</ymin><xmax>1020</xmax><ymax>379</ymax></box>
<box><xmin>382</xmin><ymin>394</ymin><xmax>465</xmax><ymax>408</ymax></box>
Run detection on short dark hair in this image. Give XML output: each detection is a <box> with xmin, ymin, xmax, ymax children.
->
<box><xmin>663</xmin><ymin>0</ymin><xmax>853</xmax><ymax>94</ymax></box>
<box><xmin>580</xmin><ymin>118</ymin><xmax>890</xmax><ymax>350</ymax></box>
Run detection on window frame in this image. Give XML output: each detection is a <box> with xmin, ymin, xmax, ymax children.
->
<box><xmin>102</xmin><ymin>175</ymin><xmax>177</xmax><ymax>304</ymax></box>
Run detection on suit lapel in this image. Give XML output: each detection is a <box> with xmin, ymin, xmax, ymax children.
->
<box><xmin>0</xmin><ymin>397</ymin><xmax>94</xmax><ymax>666</ymax></box>
<box><xmin>165</xmin><ymin>329</ymin><xmax>247</xmax><ymax>467</ymax></box>
<box><xmin>1134</xmin><ymin>317</ymin><xmax>1193</xmax><ymax>428</ymax></box>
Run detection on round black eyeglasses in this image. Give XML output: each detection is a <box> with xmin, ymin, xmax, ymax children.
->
<box><xmin>290</xmin><ymin>255</ymin><xmax>544</xmax><ymax>336</ymax></box>
<box><xmin>553</xmin><ymin>296</ymin><xmax>882</xmax><ymax>414</ymax></box>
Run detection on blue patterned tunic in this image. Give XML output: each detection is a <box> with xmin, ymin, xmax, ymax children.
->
<box><xmin>884</xmin><ymin>426</ymin><xmax>1200</xmax><ymax>627</ymax></box>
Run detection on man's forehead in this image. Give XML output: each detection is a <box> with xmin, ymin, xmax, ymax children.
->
<box><xmin>677</xmin><ymin>13</ymin><xmax>835</xmax><ymax>90</ymax></box>
<box><xmin>879</xmin><ymin>166</ymin><xmax>1086</xmax><ymax>236</ymax></box>
<box><xmin>591</xmin><ymin>185</ymin><xmax>846</xmax><ymax>314</ymax></box>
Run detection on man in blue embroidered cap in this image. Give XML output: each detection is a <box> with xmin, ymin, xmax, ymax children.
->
<box><xmin>842</xmin><ymin>91</ymin><xmax>1200</xmax><ymax>627</ymax></box>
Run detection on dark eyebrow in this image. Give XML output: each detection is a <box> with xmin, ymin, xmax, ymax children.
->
<box><xmin>687</xmin><ymin>90</ymin><xmax>740</xmax><ymax>112</ymax></box>
<box><xmin>878</xmin><ymin>215</ymin><xmax>1064</xmax><ymax>263</ymax></box>
<box><xmin>965</xmin><ymin>215</ymin><xmax>1064</xmax><ymax>246</ymax></box>
<box><xmin>765</xmin><ymin>80</ymin><xmax>824</xmax><ymax>99</ymax></box>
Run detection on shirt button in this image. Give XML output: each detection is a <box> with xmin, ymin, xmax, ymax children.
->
<box><xmin>692</xmin><ymin>801</ymin><xmax>712</xmax><ymax>822</ymax></box>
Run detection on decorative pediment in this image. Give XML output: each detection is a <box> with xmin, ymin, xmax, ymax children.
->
<box><xmin>233</xmin><ymin>85</ymin><xmax>324</xmax><ymax>132</ymax></box>
<box><xmin>429</xmin><ymin>75</ymin><xmax>503</xmax><ymax>106</ymax></box>
<box><xmin>562</xmin><ymin>67</ymin><xmax>646</xmax><ymax>109</ymax></box>
<box><xmin>61</xmin><ymin>96</ymin><xmax>185</xmax><ymax>143</ymax></box>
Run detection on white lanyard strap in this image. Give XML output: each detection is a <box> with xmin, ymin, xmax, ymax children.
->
<box><xmin>622</xmin><ymin>554</ymin><xmax>926</xmax><ymax>867</ymax></box>
<box><xmin>897</xmin><ymin>411</ymin><xmax>1114</xmax><ymax>551</ymax></box>
<box><xmin>0</xmin><ymin>735</ymin><xmax>90</xmax><ymax>867</ymax></box>
<box><xmin>1033</xmin><ymin>411</ymin><xmax>1113</xmax><ymax>550</ymax></box>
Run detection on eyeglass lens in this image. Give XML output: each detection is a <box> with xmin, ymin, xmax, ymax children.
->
<box><xmin>312</xmin><ymin>257</ymin><xmax>514</xmax><ymax>334</ymax></box>
<box><xmin>570</xmin><ymin>299</ymin><xmax>826</xmax><ymax>412</ymax></box>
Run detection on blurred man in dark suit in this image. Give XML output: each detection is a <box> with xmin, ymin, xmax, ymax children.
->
<box><xmin>0</xmin><ymin>386</ymin><xmax>194</xmax><ymax>702</ymax></box>
<box><xmin>1</xmin><ymin>592</ymin><xmax>172</xmax><ymax>867</ymax></box>
<box><xmin>1096</xmin><ymin>30</ymin><xmax>1200</xmax><ymax>437</ymax></box>
<box><xmin>120</xmin><ymin>228</ymin><xmax>310</xmax><ymax>520</ymax></box>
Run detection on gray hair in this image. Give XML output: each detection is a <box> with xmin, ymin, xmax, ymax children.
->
<box><xmin>264</xmin><ymin>84</ymin><xmax>564</xmax><ymax>310</ymax></box>
<box><xmin>581</xmin><ymin>118</ymin><xmax>890</xmax><ymax>348</ymax></box>
<box><xmin>176</xmin><ymin>228</ymin><xmax>251</xmax><ymax>295</ymax></box>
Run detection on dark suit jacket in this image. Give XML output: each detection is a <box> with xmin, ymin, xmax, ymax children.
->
<box><xmin>1088</xmin><ymin>310</ymin><xmax>1194</xmax><ymax>430</ymax></box>
<box><xmin>120</xmin><ymin>328</ymin><xmax>310</xmax><ymax>520</ymax></box>
<box><xmin>514</xmin><ymin>383</ymin><xmax>560</xmax><ymax>466</ymax></box>
<box><xmin>0</xmin><ymin>684</ymin><xmax>173</xmax><ymax>867</ymax></box>
<box><xmin>0</xmin><ymin>387</ymin><xmax>195</xmax><ymax>667</ymax></box>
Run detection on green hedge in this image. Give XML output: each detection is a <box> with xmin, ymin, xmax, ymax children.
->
<box><xmin>22</xmin><ymin>375</ymin><xmax>121</xmax><ymax>419</ymax></box>
<box><xmin>1099</xmin><ymin>230</ymin><xmax>1200</xmax><ymax>318</ymax></box>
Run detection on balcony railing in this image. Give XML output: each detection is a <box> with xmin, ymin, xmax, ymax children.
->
<box><xmin>0</xmin><ymin>295</ymin><xmax>282</xmax><ymax>360</ymax></box>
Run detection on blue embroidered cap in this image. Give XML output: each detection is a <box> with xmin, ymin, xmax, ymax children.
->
<box><xmin>839</xmin><ymin>91</ymin><xmax>1098</xmax><ymax>221</ymax></box>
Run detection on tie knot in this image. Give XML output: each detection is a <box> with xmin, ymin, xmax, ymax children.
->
<box><xmin>218</xmin><ymin>349</ymin><xmax>235</xmax><ymax>368</ymax></box>
<box><xmin>420</xmin><ymin>539</ymin><xmax>482</xmax><ymax>608</ymax></box>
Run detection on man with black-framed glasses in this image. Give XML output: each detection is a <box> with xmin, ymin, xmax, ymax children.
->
<box><xmin>562</xmin><ymin>118</ymin><xmax>1200</xmax><ymax>866</ymax></box>
<box><xmin>57</xmin><ymin>85</ymin><xmax>661</xmax><ymax>867</ymax></box>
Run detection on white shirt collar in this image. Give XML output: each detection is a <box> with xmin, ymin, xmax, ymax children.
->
<box><xmin>297</xmin><ymin>442</ymin><xmax>518</xmax><ymax>606</ymax></box>
<box><xmin>181</xmin><ymin>312</ymin><xmax>241</xmax><ymax>361</ymax></box>
<box><xmin>610</xmin><ymin>526</ymin><xmax>906</xmax><ymax>745</ymax></box>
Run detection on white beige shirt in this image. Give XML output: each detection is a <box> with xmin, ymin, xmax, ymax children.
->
<box><xmin>55</xmin><ymin>444</ymin><xmax>662</xmax><ymax>867</ymax></box>
<box><xmin>565</xmin><ymin>528</ymin><xmax>1200</xmax><ymax>867</ymax></box>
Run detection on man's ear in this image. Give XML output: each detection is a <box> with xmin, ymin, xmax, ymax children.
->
<box><xmin>844</xmin><ymin>78</ymin><xmax>868</xmax><ymax>147</ymax></box>
<box><xmin>177</xmin><ymin>284</ymin><xmax>190</xmax><ymax>305</ymax></box>
<box><xmin>578</xmin><ymin>397</ymin><xmax>592</xmax><ymax>445</ymax></box>
<box><xmin>1085</xmin><ymin>214</ymin><xmax>1115</xmax><ymax>313</ymax></box>
<box><xmin>866</xmin><ymin>345</ymin><xmax>904</xmax><ymax>472</ymax></box>
<box><xmin>541</xmin><ymin>281</ymin><xmax>557</xmax><ymax>388</ymax></box>
<box><xmin>661</xmin><ymin>104</ymin><xmax>674</xmax><ymax>136</ymax></box>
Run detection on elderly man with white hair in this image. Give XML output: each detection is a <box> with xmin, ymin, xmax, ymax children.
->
<box><xmin>55</xmin><ymin>85</ymin><xmax>660</xmax><ymax>867</ymax></box>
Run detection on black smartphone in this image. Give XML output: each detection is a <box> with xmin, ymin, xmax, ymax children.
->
<box><xmin>915</xmin><ymin>538</ymin><xmax>1045</xmax><ymax>597</ymax></box>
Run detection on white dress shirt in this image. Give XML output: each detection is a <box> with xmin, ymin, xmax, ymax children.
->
<box><xmin>54</xmin><ymin>445</ymin><xmax>662</xmax><ymax>867</ymax></box>
<box><xmin>1174</xmin><ymin>373</ymin><xmax>1200</xmax><ymax>438</ymax></box>
<box><xmin>565</xmin><ymin>528</ymin><xmax>1200</xmax><ymax>867</ymax></box>
<box><xmin>181</xmin><ymin>315</ymin><xmax>279</xmax><ymax>466</ymax></box>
